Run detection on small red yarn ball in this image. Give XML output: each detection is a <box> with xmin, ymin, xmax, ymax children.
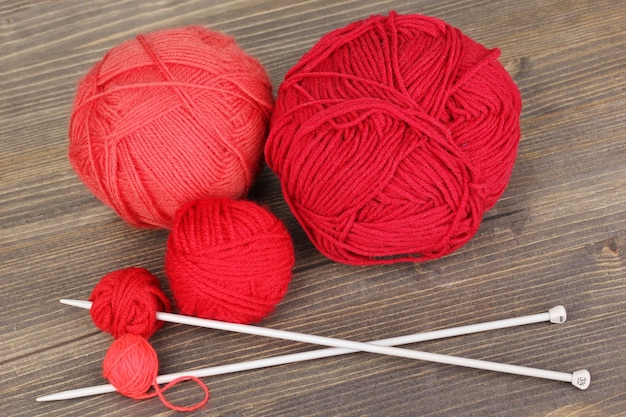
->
<box><xmin>265</xmin><ymin>12</ymin><xmax>522</xmax><ymax>265</ymax></box>
<box><xmin>103</xmin><ymin>334</ymin><xmax>159</xmax><ymax>399</ymax></box>
<box><xmin>69</xmin><ymin>26</ymin><xmax>274</xmax><ymax>229</ymax></box>
<box><xmin>89</xmin><ymin>267</ymin><xmax>171</xmax><ymax>339</ymax></box>
<box><xmin>165</xmin><ymin>198</ymin><xmax>295</xmax><ymax>324</ymax></box>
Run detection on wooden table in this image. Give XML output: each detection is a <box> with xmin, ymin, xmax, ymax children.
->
<box><xmin>2</xmin><ymin>1</ymin><xmax>625</xmax><ymax>415</ymax></box>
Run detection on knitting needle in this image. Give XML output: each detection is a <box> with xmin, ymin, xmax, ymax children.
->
<box><xmin>37</xmin><ymin>305</ymin><xmax>577</xmax><ymax>401</ymax></box>
<box><xmin>38</xmin><ymin>302</ymin><xmax>588</xmax><ymax>403</ymax></box>
<box><xmin>59</xmin><ymin>300</ymin><xmax>590</xmax><ymax>388</ymax></box>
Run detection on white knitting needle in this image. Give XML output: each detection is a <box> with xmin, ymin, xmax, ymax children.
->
<box><xmin>36</xmin><ymin>303</ymin><xmax>588</xmax><ymax>401</ymax></box>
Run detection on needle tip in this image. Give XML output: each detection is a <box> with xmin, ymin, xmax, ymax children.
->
<box><xmin>60</xmin><ymin>299</ymin><xmax>93</xmax><ymax>309</ymax></box>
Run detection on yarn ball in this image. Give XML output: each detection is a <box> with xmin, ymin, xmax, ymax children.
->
<box><xmin>103</xmin><ymin>334</ymin><xmax>159</xmax><ymax>399</ymax></box>
<box><xmin>89</xmin><ymin>267</ymin><xmax>171</xmax><ymax>339</ymax></box>
<box><xmin>69</xmin><ymin>26</ymin><xmax>274</xmax><ymax>229</ymax></box>
<box><xmin>102</xmin><ymin>334</ymin><xmax>210</xmax><ymax>411</ymax></box>
<box><xmin>165</xmin><ymin>198</ymin><xmax>295</xmax><ymax>324</ymax></box>
<box><xmin>265</xmin><ymin>12</ymin><xmax>522</xmax><ymax>265</ymax></box>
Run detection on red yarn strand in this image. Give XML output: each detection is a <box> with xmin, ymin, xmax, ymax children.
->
<box><xmin>141</xmin><ymin>376</ymin><xmax>210</xmax><ymax>413</ymax></box>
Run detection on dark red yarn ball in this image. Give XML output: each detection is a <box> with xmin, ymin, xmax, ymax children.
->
<box><xmin>265</xmin><ymin>12</ymin><xmax>522</xmax><ymax>265</ymax></box>
<box><xmin>165</xmin><ymin>198</ymin><xmax>295</xmax><ymax>324</ymax></box>
<box><xmin>89</xmin><ymin>267</ymin><xmax>171</xmax><ymax>339</ymax></box>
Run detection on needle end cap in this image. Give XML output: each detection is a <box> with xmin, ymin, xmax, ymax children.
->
<box><xmin>549</xmin><ymin>306</ymin><xmax>567</xmax><ymax>324</ymax></box>
<box><xmin>572</xmin><ymin>369</ymin><xmax>591</xmax><ymax>390</ymax></box>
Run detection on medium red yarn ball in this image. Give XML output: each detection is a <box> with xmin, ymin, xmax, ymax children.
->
<box><xmin>89</xmin><ymin>267</ymin><xmax>171</xmax><ymax>339</ymax></box>
<box><xmin>69</xmin><ymin>26</ymin><xmax>274</xmax><ymax>228</ymax></box>
<box><xmin>265</xmin><ymin>12</ymin><xmax>522</xmax><ymax>265</ymax></box>
<box><xmin>103</xmin><ymin>334</ymin><xmax>159</xmax><ymax>399</ymax></box>
<box><xmin>102</xmin><ymin>334</ymin><xmax>210</xmax><ymax>411</ymax></box>
<box><xmin>165</xmin><ymin>198</ymin><xmax>295</xmax><ymax>324</ymax></box>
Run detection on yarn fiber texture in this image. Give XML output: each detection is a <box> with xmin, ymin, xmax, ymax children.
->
<box><xmin>89</xmin><ymin>267</ymin><xmax>171</xmax><ymax>339</ymax></box>
<box><xmin>265</xmin><ymin>12</ymin><xmax>522</xmax><ymax>265</ymax></box>
<box><xmin>69</xmin><ymin>26</ymin><xmax>274</xmax><ymax>229</ymax></box>
<box><xmin>165</xmin><ymin>198</ymin><xmax>295</xmax><ymax>324</ymax></box>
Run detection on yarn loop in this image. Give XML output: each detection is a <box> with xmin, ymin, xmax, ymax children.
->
<box><xmin>265</xmin><ymin>12</ymin><xmax>522</xmax><ymax>265</ymax></box>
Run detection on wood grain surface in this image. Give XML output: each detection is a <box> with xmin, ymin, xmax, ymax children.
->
<box><xmin>1</xmin><ymin>1</ymin><xmax>625</xmax><ymax>416</ymax></box>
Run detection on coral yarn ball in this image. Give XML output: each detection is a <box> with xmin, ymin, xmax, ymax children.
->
<box><xmin>265</xmin><ymin>12</ymin><xmax>522</xmax><ymax>265</ymax></box>
<box><xmin>103</xmin><ymin>334</ymin><xmax>159</xmax><ymax>399</ymax></box>
<box><xmin>89</xmin><ymin>267</ymin><xmax>171</xmax><ymax>339</ymax></box>
<box><xmin>165</xmin><ymin>198</ymin><xmax>295</xmax><ymax>324</ymax></box>
<box><xmin>69</xmin><ymin>26</ymin><xmax>274</xmax><ymax>228</ymax></box>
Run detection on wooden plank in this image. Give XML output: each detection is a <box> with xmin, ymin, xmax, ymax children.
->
<box><xmin>1</xmin><ymin>0</ymin><xmax>625</xmax><ymax>415</ymax></box>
